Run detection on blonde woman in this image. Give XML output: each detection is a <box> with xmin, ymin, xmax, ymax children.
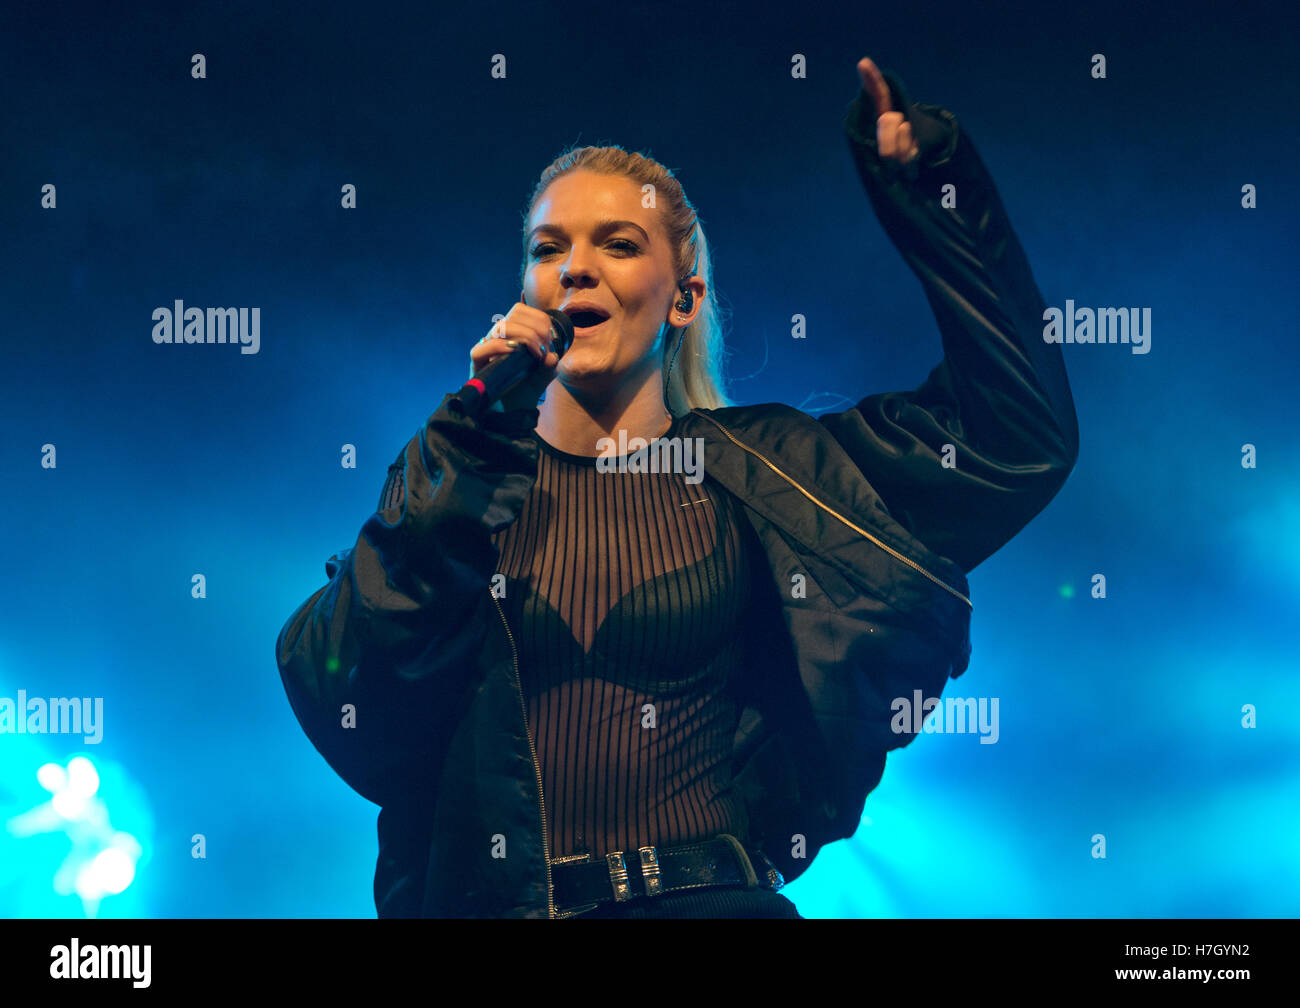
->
<box><xmin>276</xmin><ymin>57</ymin><xmax>1078</xmax><ymax>919</ymax></box>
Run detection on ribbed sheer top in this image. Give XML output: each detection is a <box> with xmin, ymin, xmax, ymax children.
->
<box><xmin>488</xmin><ymin>419</ymin><xmax>754</xmax><ymax>861</ymax></box>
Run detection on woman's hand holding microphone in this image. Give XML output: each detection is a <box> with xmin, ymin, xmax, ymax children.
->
<box><xmin>468</xmin><ymin>303</ymin><xmax>562</xmax><ymax>413</ymax></box>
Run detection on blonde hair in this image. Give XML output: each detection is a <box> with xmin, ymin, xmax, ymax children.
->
<box><xmin>519</xmin><ymin>145</ymin><xmax>734</xmax><ymax>414</ymax></box>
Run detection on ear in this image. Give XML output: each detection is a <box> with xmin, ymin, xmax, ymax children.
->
<box><xmin>671</xmin><ymin>274</ymin><xmax>707</xmax><ymax>329</ymax></box>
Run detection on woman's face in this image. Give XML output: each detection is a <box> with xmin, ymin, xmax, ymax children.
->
<box><xmin>522</xmin><ymin>170</ymin><xmax>681</xmax><ymax>395</ymax></box>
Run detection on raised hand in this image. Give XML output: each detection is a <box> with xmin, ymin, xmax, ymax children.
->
<box><xmin>857</xmin><ymin>57</ymin><xmax>919</xmax><ymax>165</ymax></box>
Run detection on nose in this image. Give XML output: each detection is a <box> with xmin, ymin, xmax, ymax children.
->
<box><xmin>559</xmin><ymin>247</ymin><xmax>598</xmax><ymax>290</ymax></box>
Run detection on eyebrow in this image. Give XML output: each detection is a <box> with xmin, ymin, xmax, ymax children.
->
<box><xmin>526</xmin><ymin>219</ymin><xmax>652</xmax><ymax>245</ymax></box>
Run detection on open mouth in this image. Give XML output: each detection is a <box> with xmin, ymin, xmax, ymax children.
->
<box><xmin>563</xmin><ymin>308</ymin><xmax>611</xmax><ymax>333</ymax></box>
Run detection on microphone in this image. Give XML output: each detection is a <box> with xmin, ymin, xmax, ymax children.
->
<box><xmin>449</xmin><ymin>309</ymin><xmax>574</xmax><ymax>419</ymax></box>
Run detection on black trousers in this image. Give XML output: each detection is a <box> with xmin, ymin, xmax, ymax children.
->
<box><xmin>570</xmin><ymin>884</ymin><xmax>803</xmax><ymax>919</ymax></box>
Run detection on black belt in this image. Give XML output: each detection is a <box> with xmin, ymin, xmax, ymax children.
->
<box><xmin>550</xmin><ymin>834</ymin><xmax>785</xmax><ymax>918</ymax></box>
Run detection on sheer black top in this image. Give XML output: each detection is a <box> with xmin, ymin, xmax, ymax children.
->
<box><xmin>489</xmin><ymin>417</ymin><xmax>757</xmax><ymax>861</ymax></box>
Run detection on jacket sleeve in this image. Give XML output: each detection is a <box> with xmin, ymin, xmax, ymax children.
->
<box><xmin>274</xmin><ymin>394</ymin><xmax>541</xmax><ymax>807</ymax></box>
<box><xmin>817</xmin><ymin>69</ymin><xmax>1080</xmax><ymax>575</ymax></box>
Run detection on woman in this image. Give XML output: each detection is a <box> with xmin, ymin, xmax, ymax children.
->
<box><xmin>276</xmin><ymin>57</ymin><xmax>1079</xmax><ymax>919</ymax></box>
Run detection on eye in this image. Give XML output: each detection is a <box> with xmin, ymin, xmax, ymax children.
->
<box><xmin>528</xmin><ymin>239</ymin><xmax>641</xmax><ymax>259</ymax></box>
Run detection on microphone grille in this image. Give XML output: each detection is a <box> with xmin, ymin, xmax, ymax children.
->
<box><xmin>542</xmin><ymin>309</ymin><xmax>575</xmax><ymax>357</ymax></box>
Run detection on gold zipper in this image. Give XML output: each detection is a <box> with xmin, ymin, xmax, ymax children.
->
<box><xmin>491</xmin><ymin>590</ymin><xmax>556</xmax><ymax>918</ymax></box>
<box><xmin>694</xmin><ymin>411</ymin><xmax>973</xmax><ymax>609</ymax></box>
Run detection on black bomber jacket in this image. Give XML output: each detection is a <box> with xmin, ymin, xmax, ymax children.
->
<box><xmin>275</xmin><ymin>71</ymin><xmax>1079</xmax><ymax>918</ymax></box>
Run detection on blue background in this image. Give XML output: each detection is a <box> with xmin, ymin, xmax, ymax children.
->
<box><xmin>1</xmin><ymin>0</ymin><xmax>1296</xmax><ymax>918</ymax></box>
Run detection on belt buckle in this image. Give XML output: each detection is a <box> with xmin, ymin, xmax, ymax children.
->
<box><xmin>606</xmin><ymin>846</ymin><xmax>662</xmax><ymax>901</ymax></box>
<box><xmin>552</xmin><ymin>852</ymin><xmax>600</xmax><ymax>919</ymax></box>
<box><xmin>553</xmin><ymin>845</ymin><xmax>665</xmax><ymax>916</ymax></box>
<box><xmin>636</xmin><ymin>846</ymin><xmax>663</xmax><ymax>896</ymax></box>
<box><xmin>605</xmin><ymin>851</ymin><xmax>632</xmax><ymax>902</ymax></box>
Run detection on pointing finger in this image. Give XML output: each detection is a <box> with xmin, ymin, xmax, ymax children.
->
<box><xmin>857</xmin><ymin>56</ymin><xmax>892</xmax><ymax>119</ymax></box>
